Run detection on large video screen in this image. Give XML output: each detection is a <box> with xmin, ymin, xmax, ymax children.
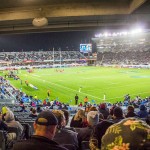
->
<box><xmin>80</xmin><ymin>44</ymin><xmax>92</xmax><ymax>53</ymax></box>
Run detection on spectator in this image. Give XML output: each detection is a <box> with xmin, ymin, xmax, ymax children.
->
<box><xmin>107</xmin><ymin>105</ymin><xmax>116</xmax><ymax>119</ymax></box>
<box><xmin>125</xmin><ymin>105</ymin><xmax>137</xmax><ymax>118</ymax></box>
<box><xmin>99</xmin><ymin>103</ymin><xmax>109</xmax><ymax>119</ymax></box>
<box><xmin>29</xmin><ymin>108</ymin><xmax>33</xmax><ymax>113</ymax></box>
<box><xmin>90</xmin><ymin>120</ymin><xmax>114</xmax><ymax>149</ymax></box>
<box><xmin>111</xmin><ymin>107</ymin><xmax>124</xmax><ymax>123</ymax></box>
<box><xmin>1</xmin><ymin>106</ymin><xmax>10</xmax><ymax>121</ymax></box>
<box><xmin>77</xmin><ymin>111</ymin><xmax>99</xmax><ymax>147</ymax></box>
<box><xmin>89</xmin><ymin>106</ymin><xmax>97</xmax><ymax>112</ymax></box>
<box><xmin>78</xmin><ymin>102</ymin><xmax>83</xmax><ymax>107</ymax></box>
<box><xmin>61</xmin><ymin>109</ymin><xmax>76</xmax><ymax>132</ymax></box>
<box><xmin>52</xmin><ymin>110</ymin><xmax>78</xmax><ymax>150</ymax></box>
<box><xmin>0</xmin><ymin>112</ymin><xmax>8</xmax><ymax>131</ymax></box>
<box><xmin>36</xmin><ymin>106</ymin><xmax>42</xmax><ymax>113</ymax></box>
<box><xmin>101</xmin><ymin>118</ymin><xmax>150</xmax><ymax>150</ymax></box>
<box><xmin>89</xmin><ymin>106</ymin><xmax>104</xmax><ymax>121</ymax></box>
<box><xmin>138</xmin><ymin>104</ymin><xmax>148</xmax><ymax>118</ymax></box>
<box><xmin>61</xmin><ymin>109</ymin><xmax>69</xmax><ymax>126</ymax></box>
<box><xmin>20</xmin><ymin>106</ymin><xmax>27</xmax><ymax>112</ymax></box>
<box><xmin>43</xmin><ymin>99</ymin><xmax>47</xmax><ymax>106</ymax></box>
<box><xmin>4</xmin><ymin>110</ymin><xmax>23</xmax><ymax>135</ymax></box>
<box><xmin>29</xmin><ymin>109</ymin><xmax>38</xmax><ymax>118</ymax></box>
<box><xmin>70</xmin><ymin>109</ymin><xmax>87</xmax><ymax>128</ymax></box>
<box><xmin>13</xmin><ymin>111</ymin><xmax>67</xmax><ymax>150</ymax></box>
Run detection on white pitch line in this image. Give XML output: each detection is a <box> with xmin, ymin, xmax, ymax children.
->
<box><xmin>28</xmin><ymin>74</ymin><xmax>102</xmax><ymax>100</ymax></box>
<box><xmin>23</xmin><ymin>73</ymin><xmax>150</xmax><ymax>101</ymax></box>
<box><xmin>32</xmin><ymin>74</ymin><xmax>40</xmax><ymax>77</ymax></box>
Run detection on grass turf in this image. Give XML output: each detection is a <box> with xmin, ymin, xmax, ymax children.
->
<box><xmin>1</xmin><ymin>66</ymin><xmax>150</xmax><ymax>105</ymax></box>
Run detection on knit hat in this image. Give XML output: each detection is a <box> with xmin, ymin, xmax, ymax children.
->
<box><xmin>101</xmin><ymin>118</ymin><xmax>150</xmax><ymax>150</ymax></box>
<box><xmin>2</xmin><ymin>106</ymin><xmax>9</xmax><ymax>115</ymax></box>
<box><xmin>36</xmin><ymin>111</ymin><xmax>58</xmax><ymax>126</ymax></box>
<box><xmin>4</xmin><ymin>110</ymin><xmax>14</xmax><ymax>122</ymax></box>
<box><xmin>140</xmin><ymin>104</ymin><xmax>146</xmax><ymax>111</ymax></box>
<box><xmin>87</xmin><ymin>111</ymin><xmax>99</xmax><ymax>126</ymax></box>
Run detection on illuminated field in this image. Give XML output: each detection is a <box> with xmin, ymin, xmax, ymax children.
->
<box><xmin>1</xmin><ymin>67</ymin><xmax>150</xmax><ymax>105</ymax></box>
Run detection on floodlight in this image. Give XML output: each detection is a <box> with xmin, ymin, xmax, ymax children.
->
<box><xmin>130</xmin><ymin>28</ymin><xmax>143</xmax><ymax>34</ymax></box>
<box><xmin>104</xmin><ymin>32</ymin><xmax>108</xmax><ymax>37</ymax></box>
<box><xmin>112</xmin><ymin>33</ymin><xmax>117</xmax><ymax>36</ymax></box>
<box><xmin>122</xmin><ymin>32</ymin><xmax>127</xmax><ymax>35</ymax></box>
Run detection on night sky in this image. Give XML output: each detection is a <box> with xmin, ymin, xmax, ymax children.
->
<box><xmin>0</xmin><ymin>31</ymin><xmax>95</xmax><ymax>52</ymax></box>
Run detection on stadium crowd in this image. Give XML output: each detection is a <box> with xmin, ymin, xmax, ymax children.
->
<box><xmin>97</xmin><ymin>50</ymin><xmax>150</xmax><ymax>65</ymax></box>
<box><xmin>0</xmin><ymin>98</ymin><xmax>150</xmax><ymax>150</ymax></box>
<box><xmin>0</xmin><ymin>51</ymin><xmax>86</xmax><ymax>63</ymax></box>
<box><xmin>0</xmin><ymin>74</ymin><xmax>150</xmax><ymax>150</ymax></box>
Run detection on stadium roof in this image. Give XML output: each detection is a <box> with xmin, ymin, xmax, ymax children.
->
<box><xmin>0</xmin><ymin>0</ymin><xmax>150</xmax><ymax>34</ymax></box>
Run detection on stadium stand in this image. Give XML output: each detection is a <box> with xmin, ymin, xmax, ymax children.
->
<box><xmin>95</xmin><ymin>32</ymin><xmax>150</xmax><ymax>65</ymax></box>
<box><xmin>0</xmin><ymin>87</ymin><xmax>149</xmax><ymax>149</ymax></box>
<box><xmin>0</xmin><ymin>51</ymin><xmax>86</xmax><ymax>64</ymax></box>
<box><xmin>0</xmin><ymin>0</ymin><xmax>150</xmax><ymax>149</ymax></box>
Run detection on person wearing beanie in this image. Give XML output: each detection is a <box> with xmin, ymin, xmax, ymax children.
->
<box><xmin>138</xmin><ymin>104</ymin><xmax>148</xmax><ymax>118</ymax></box>
<box><xmin>4</xmin><ymin>110</ymin><xmax>23</xmax><ymax>136</ymax></box>
<box><xmin>77</xmin><ymin>111</ymin><xmax>99</xmax><ymax>147</ymax></box>
<box><xmin>13</xmin><ymin>111</ymin><xmax>67</xmax><ymax>150</ymax></box>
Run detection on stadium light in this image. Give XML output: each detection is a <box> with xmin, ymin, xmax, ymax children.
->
<box><xmin>104</xmin><ymin>32</ymin><xmax>108</xmax><ymax>37</ymax></box>
<box><xmin>130</xmin><ymin>28</ymin><xmax>143</xmax><ymax>34</ymax></box>
<box><xmin>95</xmin><ymin>33</ymin><xmax>102</xmax><ymax>38</ymax></box>
<box><xmin>122</xmin><ymin>32</ymin><xmax>128</xmax><ymax>35</ymax></box>
<box><xmin>112</xmin><ymin>33</ymin><xmax>117</xmax><ymax>36</ymax></box>
<box><xmin>95</xmin><ymin>28</ymin><xmax>143</xmax><ymax>38</ymax></box>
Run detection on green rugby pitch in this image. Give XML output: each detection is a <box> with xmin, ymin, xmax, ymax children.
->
<box><xmin>1</xmin><ymin>67</ymin><xmax>150</xmax><ymax>105</ymax></box>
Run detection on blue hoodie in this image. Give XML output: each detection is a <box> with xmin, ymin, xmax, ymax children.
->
<box><xmin>137</xmin><ymin>105</ymin><xmax>148</xmax><ymax>118</ymax></box>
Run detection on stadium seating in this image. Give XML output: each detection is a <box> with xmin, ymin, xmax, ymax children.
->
<box><xmin>0</xmin><ymin>131</ymin><xmax>6</xmax><ymax>150</ymax></box>
<box><xmin>7</xmin><ymin>127</ymin><xmax>20</xmax><ymax>140</ymax></box>
<box><xmin>0</xmin><ymin>51</ymin><xmax>86</xmax><ymax>63</ymax></box>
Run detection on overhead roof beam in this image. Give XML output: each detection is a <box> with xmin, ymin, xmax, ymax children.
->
<box><xmin>0</xmin><ymin>2</ymin><xmax>129</xmax><ymax>21</ymax></box>
<box><xmin>129</xmin><ymin>0</ymin><xmax>147</xmax><ymax>13</ymax></box>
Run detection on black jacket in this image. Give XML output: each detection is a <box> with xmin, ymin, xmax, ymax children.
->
<box><xmin>13</xmin><ymin>135</ymin><xmax>68</xmax><ymax>150</ymax></box>
<box><xmin>54</xmin><ymin>128</ymin><xmax>78</xmax><ymax>149</ymax></box>
<box><xmin>77</xmin><ymin>126</ymin><xmax>93</xmax><ymax>147</ymax></box>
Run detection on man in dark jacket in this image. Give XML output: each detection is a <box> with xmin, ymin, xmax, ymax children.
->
<box><xmin>13</xmin><ymin>111</ymin><xmax>67</xmax><ymax>150</ymax></box>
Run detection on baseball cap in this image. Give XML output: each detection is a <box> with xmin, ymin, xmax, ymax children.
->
<box><xmin>36</xmin><ymin>111</ymin><xmax>58</xmax><ymax>126</ymax></box>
